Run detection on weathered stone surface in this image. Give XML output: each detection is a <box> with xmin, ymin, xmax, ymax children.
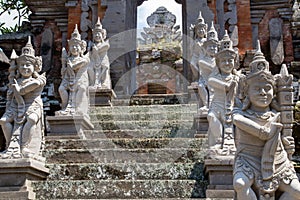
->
<box><xmin>33</xmin><ymin>180</ymin><xmax>206</xmax><ymax>199</ymax></box>
<box><xmin>44</xmin><ymin>148</ymin><xmax>206</xmax><ymax>164</ymax></box>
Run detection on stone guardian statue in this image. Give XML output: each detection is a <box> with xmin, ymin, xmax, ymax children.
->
<box><xmin>57</xmin><ymin>24</ymin><xmax>90</xmax><ymax>116</ymax></box>
<box><xmin>87</xmin><ymin>17</ymin><xmax>111</xmax><ymax>89</ymax></box>
<box><xmin>233</xmin><ymin>41</ymin><xmax>300</xmax><ymax>200</ymax></box>
<box><xmin>0</xmin><ymin>37</ymin><xmax>46</xmax><ymax>158</ymax></box>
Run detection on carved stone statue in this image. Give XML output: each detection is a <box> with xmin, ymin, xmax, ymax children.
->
<box><xmin>197</xmin><ymin>22</ymin><xmax>219</xmax><ymax>114</ymax></box>
<box><xmin>0</xmin><ymin>37</ymin><xmax>46</xmax><ymax>158</ymax></box>
<box><xmin>57</xmin><ymin>25</ymin><xmax>89</xmax><ymax>116</ymax></box>
<box><xmin>233</xmin><ymin>42</ymin><xmax>300</xmax><ymax>200</ymax></box>
<box><xmin>207</xmin><ymin>31</ymin><xmax>240</xmax><ymax>156</ymax></box>
<box><xmin>87</xmin><ymin>17</ymin><xmax>111</xmax><ymax>89</ymax></box>
<box><xmin>190</xmin><ymin>12</ymin><xmax>208</xmax><ymax>81</ymax></box>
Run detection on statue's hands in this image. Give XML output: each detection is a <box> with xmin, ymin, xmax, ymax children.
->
<box><xmin>37</xmin><ymin>73</ymin><xmax>47</xmax><ymax>85</ymax></box>
<box><xmin>225</xmin><ymin>79</ymin><xmax>237</xmax><ymax>92</ymax></box>
<box><xmin>259</xmin><ymin>122</ymin><xmax>282</xmax><ymax>140</ymax></box>
<box><xmin>282</xmin><ymin>136</ymin><xmax>295</xmax><ymax>158</ymax></box>
<box><xmin>12</xmin><ymin>79</ymin><xmax>20</xmax><ymax>93</ymax></box>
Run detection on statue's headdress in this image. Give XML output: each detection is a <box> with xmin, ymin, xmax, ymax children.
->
<box><xmin>16</xmin><ymin>36</ymin><xmax>42</xmax><ymax>72</ymax></box>
<box><xmin>92</xmin><ymin>17</ymin><xmax>107</xmax><ymax>40</ymax></box>
<box><xmin>194</xmin><ymin>11</ymin><xmax>208</xmax><ymax>31</ymax></box>
<box><xmin>68</xmin><ymin>24</ymin><xmax>87</xmax><ymax>52</ymax></box>
<box><xmin>246</xmin><ymin>40</ymin><xmax>274</xmax><ymax>85</ymax></box>
<box><xmin>203</xmin><ymin>22</ymin><xmax>219</xmax><ymax>48</ymax></box>
<box><xmin>215</xmin><ymin>30</ymin><xmax>236</xmax><ymax>60</ymax></box>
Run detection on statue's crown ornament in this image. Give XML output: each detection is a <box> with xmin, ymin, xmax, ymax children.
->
<box><xmin>247</xmin><ymin>40</ymin><xmax>274</xmax><ymax>83</ymax></box>
<box><xmin>93</xmin><ymin>17</ymin><xmax>103</xmax><ymax>32</ymax></box>
<box><xmin>21</xmin><ymin>36</ymin><xmax>35</xmax><ymax>58</ymax></box>
<box><xmin>216</xmin><ymin>30</ymin><xmax>236</xmax><ymax>60</ymax></box>
<box><xmin>69</xmin><ymin>24</ymin><xmax>82</xmax><ymax>45</ymax></box>
<box><xmin>203</xmin><ymin>22</ymin><xmax>219</xmax><ymax>48</ymax></box>
<box><xmin>195</xmin><ymin>11</ymin><xmax>207</xmax><ymax>29</ymax></box>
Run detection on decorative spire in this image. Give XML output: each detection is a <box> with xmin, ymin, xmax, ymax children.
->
<box><xmin>195</xmin><ymin>11</ymin><xmax>207</xmax><ymax>29</ymax></box>
<box><xmin>219</xmin><ymin>30</ymin><xmax>232</xmax><ymax>51</ymax></box>
<box><xmin>215</xmin><ymin>29</ymin><xmax>236</xmax><ymax>60</ymax></box>
<box><xmin>10</xmin><ymin>49</ymin><xmax>18</xmax><ymax>60</ymax></box>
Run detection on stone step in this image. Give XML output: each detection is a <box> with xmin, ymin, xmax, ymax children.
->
<box><xmin>32</xmin><ymin>180</ymin><xmax>207</xmax><ymax>199</ymax></box>
<box><xmin>46</xmin><ymin>162</ymin><xmax>205</xmax><ymax>181</ymax></box>
<box><xmin>90</xmin><ymin>112</ymin><xmax>196</xmax><ymax>122</ymax></box>
<box><xmin>46</xmin><ymin>128</ymin><xmax>198</xmax><ymax>139</ymax></box>
<box><xmin>90</xmin><ymin>104</ymin><xmax>197</xmax><ymax>114</ymax></box>
<box><xmin>91</xmin><ymin>120</ymin><xmax>194</xmax><ymax>130</ymax></box>
<box><xmin>44</xmin><ymin>148</ymin><xmax>207</xmax><ymax>164</ymax></box>
<box><xmin>45</xmin><ymin>138</ymin><xmax>207</xmax><ymax>150</ymax></box>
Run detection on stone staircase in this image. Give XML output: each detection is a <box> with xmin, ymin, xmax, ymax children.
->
<box><xmin>32</xmin><ymin>103</ymin><xmax>211</xmax><ymax>199</ymax></box>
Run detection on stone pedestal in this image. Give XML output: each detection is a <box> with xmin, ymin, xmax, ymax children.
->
<box><xmin>204</xmin><ymin>157</ymin><xmax>235</xmax><ymax>199</ymax></box>
<box><xmin>193</xmin><ymin>113</ymin><xmax>209</xmax><ymax>137</ymax></box>
<box><xmin>89</xmin><ymin>87</ymin><xmax>116</xmax><ymax>106</ymax></box>
<box><xmin>47</xmin><ymin>115</ymin><xmax>94</xmax><ymax>136</ymax></box>
<box><xmin>0</xmin><ymin>158</ymin><xmax>49</xmax><ymax>200</ymax></box>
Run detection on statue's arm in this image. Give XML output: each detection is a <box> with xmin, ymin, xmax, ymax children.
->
<box><xmin>18</xmin><ymin>74</ymin><xmax>46</xmax><ymax>95</ymax></box>
<box><xmin>208</xmin><ymin>76</ymin><xmax>226</xmax><ymax>90</ymax></box>
<box><xmin>72</xmin><ymin>58</ymin><xmax>89</xmax><ymax>71</ymax></box>
<box><xmin>233</xmin><ymin>113</ymin><xmax>281</xmax><ymax>140</ymax></box>
<box><xmin>198</xmin><ymin>60</ymin><xmax>214</xmax><ymax>71</ymax></box>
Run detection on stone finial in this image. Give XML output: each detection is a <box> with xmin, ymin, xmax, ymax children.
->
<box><xmin>10</xmin><ymin>49</ymin><xmax>18</xmax><ymax>60</ymax></box>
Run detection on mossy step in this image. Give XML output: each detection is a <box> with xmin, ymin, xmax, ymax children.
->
<box><xmin>44</xmin><ymin>148</ymin><xmax>207</xmax><ymax>164</ymax></box>
<box><xmin>32</xmin><ymin>180</ymin><xmax>207</xmax><ymax>199</ymax></box>
<box><xmin>91</xmin><ymin>120</ymin><xmax>194</xmax><ymax>130</ymax></box>
<box><xmin>85</xmin><ymin>129</ymin><xmax>197</xmax><ymax>138</ymax></box>
<box><xmin>47</xmin><ymin>128</ymin><xmax>198</xmax><ymax>139</ymax></box>
<box><xmin>89</xmin><ymin>104</ymin><xmax>197</xmax><ymax>114</ymax></box>
<box><xmin>46</xmin><ymin>162</ymin><xmax>205</xmax><ymax>181</ymax></box>
<box><xmin>90</xmin><ymin>112</ymin><xmax>196</xmax><ymax>121</ymax></box>
<box><xmin>45</xmin><ymin>138</ymin><xmax>207</xmax><ymax>150</ymax></box>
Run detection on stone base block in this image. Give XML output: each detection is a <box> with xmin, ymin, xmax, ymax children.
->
<box><xmin>89</xmin><ymin>87</ymin><xmax>116</xmax><ymax>106</ymax></box>
<box><xmin>0</xmin><ymin>158</ymin><xmax>49</xmax><ymax>200</ymax></box>
<box><xmin>193</xmin><ymin>113</ymin><xmax>208</xmax><ymax>137</ymax></box>
<box><xmin>204</xmin><ymin>157</ymin><xmax>234</xmax><ymax>199</ymax></box>
<box><xmin>47</xmin><ymin>115</ymin><xmax>94</xmax><ymax>136</ymax></box>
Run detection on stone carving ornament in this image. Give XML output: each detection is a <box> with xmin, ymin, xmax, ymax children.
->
<box><xmin>233</xmin><ymin>42</ymin><xmax>300</xmax><ymax>200</ymax></box>
<box><xmin>57</xmin><ymin>25</ymin><xmax>90</xmax><ymax>116</ymax></box>
<box><xmin>87</xmin><ymin>18</ymin><xmax>111</xmax><ymax>89</ymax></box>
<box><xmin>0</xmin><ymin>37</ymin><xmax>46</xmax><ymax>158</ymax></box>
<box><xmin>207</xmin><ymin>31</ymin><xmax>240</xmax><ymax>156</ymax></box>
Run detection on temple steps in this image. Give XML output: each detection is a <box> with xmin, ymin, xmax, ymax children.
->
<box><xmin>43</xmin><ymin>148</ymin><xmax>206</xmax><ymax>164</ymax></box>
<box><xmin>45</xmin><ymin>162</ymin><xmax>204</xmax><ymax>181</ymax></box>
<box><xmin>32</xmin><ymin>180</ymin><xmax>205</xmax><ymax>199</ymax></box>
<box><xmin>44</xmin><ymin>138</ymin><xmax>207</xmax><ymax>149</ymax></box>
<box><xmin>34</xmin><ymin>103</ymin><xmax>209</xmax><ymax>199</ymax></box>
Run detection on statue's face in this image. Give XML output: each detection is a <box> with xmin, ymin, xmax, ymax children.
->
<box><xmin>218</xmin><ymin>57</ymin><xmax>235</xmax><ymax>74</ymax></box>
<box><xmin>19</xmin><ymin>61</ymin><xmax>34</xmax><ymax>78</ymax></box>
<box><xmin>206</xmin><ymin>43</ymin><xmax>218</xmax><ymax>57</ymax></box>
<box><xmin>69</xmin><ymin>43</ymin><xmax>82</xmax><ymax>56</ymax></box>
<box><xmin>196</xmin><ymin>26</ymin><xmax>206</xmax><ymax>38</ymax></box>
<box><xmin>94</xmin><ymin>31</ymin><xmax>102</xmax><ymax>42</ymax></box>
<box><xmin>248</xmin><ymin>81</ymin><xmax>274</xmax><ymax>108</ymax></box>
